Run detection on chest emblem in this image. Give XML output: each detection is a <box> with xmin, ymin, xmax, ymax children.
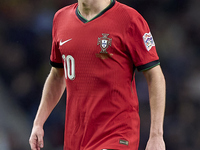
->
<box><xmin>97</xmin><ymin>33</ymin><xmax>112</xmax><ymax>53</ymax></box>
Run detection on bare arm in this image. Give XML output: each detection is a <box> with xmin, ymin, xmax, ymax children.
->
<box><xmin>143</xmin><ymin>65</ymin><xmax>166</xmax><ymax>150</ymax></box>
<box><xmin>29</xmin><ymin>67</ymin><xmax>66</xmax><ymax>150</ymax></box>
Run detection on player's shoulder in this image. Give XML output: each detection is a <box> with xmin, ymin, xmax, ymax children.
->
<box><xmin>115</xmin><ymin>1</ymin><xmax>144</xmax><ymax>22</ymax></box>
<box><xmin>54</xmin><ymin>3</ymin><xmax>77</xmax><ymax>20</ymax></box>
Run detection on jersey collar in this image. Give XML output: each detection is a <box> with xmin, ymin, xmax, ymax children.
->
<box><xmin>76</xmin><ymin>0</ymin><xmax>115</xmax><ymax>23</ymax></box>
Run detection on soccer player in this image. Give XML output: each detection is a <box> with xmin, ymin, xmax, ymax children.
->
<box><xmin>29</xmin><ymin>0</ymin><xmax>166</xmax><ymax>150</ymax></box>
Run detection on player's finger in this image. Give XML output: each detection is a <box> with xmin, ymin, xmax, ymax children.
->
<box><xmin>30</xmin><ymin>142</ymin><xmax>37</xmax><ymax>150</ymax></box>
<box><xmin>29</xmin><ymin>135</ymin><xmax>38</xmax><ymax>150</ymax></box>
<box><xmin>37</xmin><ymin>133</ymin><xmax>44</xmax><ymax>148</ymax></box>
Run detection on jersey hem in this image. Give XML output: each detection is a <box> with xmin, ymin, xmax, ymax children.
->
<box><xmin>50</xmin><ymin>61</ymin><xmax>64</xmax><ymax>68</ymax></box>
<box><xmin>137</xmin><ymin>60</ymin><xmax>160</xmax><ymax>72</ymax></box>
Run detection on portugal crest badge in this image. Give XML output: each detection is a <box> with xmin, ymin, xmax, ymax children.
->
<box><xmin>97</xmin><ymin>33</ymin><xmax>112</xmax><ymax>53</ymax></box>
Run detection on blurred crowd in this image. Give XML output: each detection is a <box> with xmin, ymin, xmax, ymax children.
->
<box><xmin>0</xmin><ymin>0</ymin><xmax>200</xmax><ymax>150</ymax></box>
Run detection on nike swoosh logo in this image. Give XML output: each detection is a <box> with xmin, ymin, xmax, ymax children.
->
<box><xmin>60</xmin><ymin>38</ymin><xmax>72</xmax><ymax>46</ymax></box>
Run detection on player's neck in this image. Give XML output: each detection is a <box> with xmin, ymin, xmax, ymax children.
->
<box><xmin>78</xmin><ymin>0</ymin><xmax>111</xmax><ymax>20</ymax></box>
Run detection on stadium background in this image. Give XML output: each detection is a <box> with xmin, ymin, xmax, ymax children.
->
<box><xmin>0</xmin><ymin>0</ymin><xmax>200</xmax><ymax>149</ymax></box>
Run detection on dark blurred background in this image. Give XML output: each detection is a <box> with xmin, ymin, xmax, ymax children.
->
<box><xmin>0</xmin><ymin>0</ymin><xmax>200</xmax><ymax>150</ymax></box>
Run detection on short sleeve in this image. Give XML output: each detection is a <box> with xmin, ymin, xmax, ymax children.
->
<box><xmin>50</xmin><ymin>17</ymin><xmax>64</xmax><ymax>68</ymax></box>
<box><xmin>125</xmin><ymin>10</ymin><xmax>160</xmax><ymax>71</ymax></box>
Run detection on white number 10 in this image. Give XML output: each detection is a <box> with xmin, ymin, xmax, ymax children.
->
<box><xmin>62</xmin><ymin>55</ymin><xmax>75</xmax><ymax>80</ymax></box>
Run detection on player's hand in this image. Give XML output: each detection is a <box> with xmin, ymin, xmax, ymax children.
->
<box><xmin>29</xmin><ymin>125</ymin><xmax>44</xmax><ymax>150</ymax></box>
<box><xmin>145</xmin><ymin>135</ymin><xmax>165</xmax><ymax>150</ymax></box>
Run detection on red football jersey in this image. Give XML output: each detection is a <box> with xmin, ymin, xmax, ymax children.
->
<box><xmin>50</xmin><ymin>0</ymin><xmax>159</xmax><ymax>150</ymax></box>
